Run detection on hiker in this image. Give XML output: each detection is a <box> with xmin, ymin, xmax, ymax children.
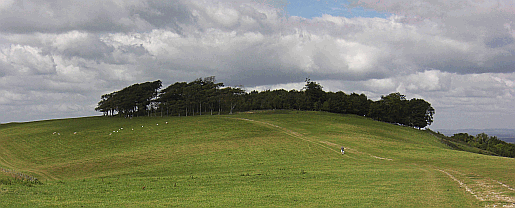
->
<box><xmin>341</xmin><ymin>147</ymin><xmax>345</xmax><ymax>155</ymax></box>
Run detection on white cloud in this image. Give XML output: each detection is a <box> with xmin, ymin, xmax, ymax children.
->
<box><xmin>0</xmin><ymin>44</ymin><xmax>56</xmax><ymax>75</ymax></box>
<box><xmin>0</xmin><ymin>0</ymin><xmax>14</xmax><ymax>11</ymax></box>
<box><xmin>0</xmin><ymin>90</ymin><xmax>23</xmax><ymax>105</ymax></box>
<box><xmin>246</xmin><ymin>82</ymin><xmax>305</xmax><ymax>92</ymax></box>
<box><xmin>363</xmin><ymin>78</ymin><xmax>397</xmax><ymax>93</ymax></box>
<box><xmin>0</xmin><ymin>0</ymin><xmax>514</xmax><ymax>129</ymax></box>
<box><xmin>53</xmin><ymin>56</ymin><xmax>96</xmax><ymax>83</ymax></box>
<box><xmin>205</xmin><ymin>3</ymin><xmax>241</xmax><ymax>27</ymax></box>
<box><xmin>402</xmin><ymin>70</ymin><xmax>451</xmax><ymax>92</ymax></box>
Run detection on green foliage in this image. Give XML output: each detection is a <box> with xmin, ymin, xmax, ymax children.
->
<box><xmin>433</xmin><ymin>130</ymin><xmax>515</xmax><ymax>158</ymax></box>
<box><xmin>95</xmin><ymin>80</ymin><xmax>162</xmax><ymax>116</ymax></box>
<box><xmin>96</xmin><ymin>77</ymin><xmax>434</xmax><ymax>129</ymax></box>
<box><xmin>303</xmin><ymin>78</ymin><xmax>325</xmax><ymax>110</ymax></box>
<box><xmin>429</xmin><ymin>130</ymin><xmax>497</xmax><ymax>156</ymax></box>
<box><xmin>449</xmin><ymin>132</ymin><xmax>515</xmax><ymax>158</ymax></box>
<box><xmin>408</xmin><ymin>98</ymin><xmax>434</xmax><ymax>128</ymax></box>
<box><xmin>369</xmin><ymin>93</ymin><xmax>434</xmax><ymax>129</ymax></box>
<box><xmin>323</xmin><ymin>92</ymin><xmax>370</xmax><ymax>116</ymax></box>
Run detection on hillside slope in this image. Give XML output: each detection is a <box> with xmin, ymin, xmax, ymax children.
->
<box><xmin>1</xmin><ymin>111</ymin><xmax>514</xmax><ymax>207</ymax></box>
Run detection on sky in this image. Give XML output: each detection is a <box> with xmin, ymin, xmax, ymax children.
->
<box><xmin>0</xmin><ymin>0</ymin><xmax>514</xmax><ymax>130</ymax></box>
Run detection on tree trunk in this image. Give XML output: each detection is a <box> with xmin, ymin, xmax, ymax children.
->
<box><xmin>230</xmin><ymin>102</ymin><xmax>236</xmax><ymax>114</ymax></box>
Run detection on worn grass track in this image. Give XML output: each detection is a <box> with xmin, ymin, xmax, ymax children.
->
<box><xmin>1</xmin><ymin>110</ymin><xmax>514</xmax><ymax>207</ymax></box>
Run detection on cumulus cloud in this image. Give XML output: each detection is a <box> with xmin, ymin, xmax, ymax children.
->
<box><xmin>296</xmin><ymin>71</ymin><xmax>514</xmax><ymax>129</ymax></box>
<box><xmin>0</xmin><ymin>0</ymin><xmax>514</xmax><ymax>130</ymax></box>
<box><xmin>52</xmin><ymin>31</ymin><xmax>114</xmax><ymax>61</ymax></box>
<box><xmin>0</xmin><ymin>44</ymin><xmax>56</xmax><ymax>76</ymax></box>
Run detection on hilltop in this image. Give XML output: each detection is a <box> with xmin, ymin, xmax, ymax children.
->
<box><xmin>1</xmin><ymin>111</ymin><xmax>514</xmax><ymax>207</ymax></box>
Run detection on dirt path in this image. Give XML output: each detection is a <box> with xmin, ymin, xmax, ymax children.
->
<box><xmin>427</xmin><ymin>132</ymin><xmax>515</xmax><ymax>207</ymax></box>
<box><xmin>231</xmin><ymin>117</ymin><xmax>515</xmax><ymax>207</ymax></box>
<box><xmin>229</xmin><ymin>117</ymin><xmax>393</xmax><ymax>161</ymax></box>
<box><xmin>319</xmin><ymin>140</ymin><xmax>393</xmax><ymax>160</ymax></box>
<box><xmin>438</xmin><ymin>169</ymin><xmax>515</xmax><ymax>207</ymax></box>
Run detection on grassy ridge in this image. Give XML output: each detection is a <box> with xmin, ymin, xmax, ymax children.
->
<box><xmin>0</xmin><ymin>111</ymin><xmax>514</xmax><ymax>207</ymax></box>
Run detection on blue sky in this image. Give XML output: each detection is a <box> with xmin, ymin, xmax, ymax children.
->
<box><xmin>286</xmin><ymin>0</ymin><xmax>390</xmax><ymax>19</ymax></box>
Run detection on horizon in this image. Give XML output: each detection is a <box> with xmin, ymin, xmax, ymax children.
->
<box><xmin>5</xmin><ymin>115</ymin><xmax>515</xmax><ymax>144</ymax></box>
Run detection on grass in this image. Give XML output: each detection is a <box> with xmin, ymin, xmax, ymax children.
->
<box><xmin>0</xmin><ymin>110</ymin><xmax>514</xmax><ymax>207</ymax></box>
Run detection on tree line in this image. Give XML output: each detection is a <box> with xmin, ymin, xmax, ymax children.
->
<box><xmin>95</xmin><ymin>76</ymin><xmax>435</xmax><ymax>129</ymax></box>
<box><xmin>449</xmin><ymin>133</ymin><xmax>515</xmax><ymax>158</ymax></box>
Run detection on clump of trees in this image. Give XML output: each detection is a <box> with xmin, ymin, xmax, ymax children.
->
<box><xmin>450</xmin><ymin>133</ymin><xmax>515</xmax><ymax>158</ymax></box>
<box><xmin>96</xmin><ymin>77</ymin><xmax>435</xmax><ymax>129</ymax></box>
<box><xmin>95</xmin><ymin>80</ymin><xmax>163</xmax><ymax>117</ymax></box>
<box><xmin>95</xmin><ymin>77</ymin><xmax>243</xmax><ymax>117</ymax></box>
<box><xmin>368</xmin><ymin>93</ymin><xmax>435</xmax><ymax>129</ymax></box>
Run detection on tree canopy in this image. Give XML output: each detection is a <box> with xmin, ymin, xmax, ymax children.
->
<box><xmin>95</xmin><ymin>80</ymin><xmax>162</xmax><ymax>117</ymax></box>
<box><xmin>448</xmin><ymin>132</ymin><xmax>515</xmax><ymax>158</ymax></box>
<box><xmin>96</xmin><ymin>77</ymin><xmax>435</xmax><ymax>129</ymax></box>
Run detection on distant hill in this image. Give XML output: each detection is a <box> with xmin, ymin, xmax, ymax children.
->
<box><xmin>436</xmin><ymin>128</ymin><xmax>515</xmax><ymax>143</ymax></box>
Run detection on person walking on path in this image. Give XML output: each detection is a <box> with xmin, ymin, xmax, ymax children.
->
<box><xmin>341</xmin><ymin>147</ymin><xmax>345</xmax><ymax>155</ymax></box>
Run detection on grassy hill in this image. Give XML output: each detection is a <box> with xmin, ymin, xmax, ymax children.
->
<box><xmin>1</xmin><ymin>110</ymin><xmax>514</xmax><ymax>207</ymax></box>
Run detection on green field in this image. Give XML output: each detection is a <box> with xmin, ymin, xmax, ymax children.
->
<box><xmin>1</xmin><ymin>111</ymin><xmax>514</xmax><ymax>207</ymax></box>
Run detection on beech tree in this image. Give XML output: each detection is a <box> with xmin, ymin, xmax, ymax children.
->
<box><xmin>407</xmin><ymin>98</ymin><xmax>434</xmax><ymax>129</ymax></box>
<box><xmin>96</xmin><ymin>77</ymin><xmax>435</xmax><ymax>129</ymax></box>
<box><xmin>95</xmin><ymin>80</ymin><xmax>162</xmax><ymax>117</ymax></box>
<box><xmin>303</xmin><ymin>78</ymin><xmax>325</xmax><ymax>111</ymax></box>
